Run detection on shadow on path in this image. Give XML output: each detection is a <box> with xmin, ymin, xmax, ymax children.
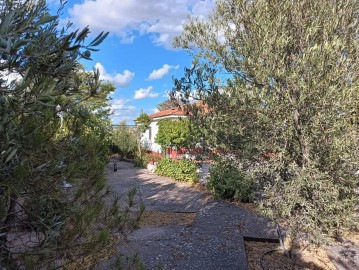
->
<box><xmin>99</xmin><ymin>161</ymin><xmax>348</xmax><ymax>270</ymax></box>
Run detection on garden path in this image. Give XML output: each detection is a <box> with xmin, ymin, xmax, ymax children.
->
<box><xmin>98</xmin><ymin>161</ymin><xmax>359</xmax><ymax>270</ymax></box>
<box><xmin>99</xmin><ymin>160</ymin><xmax>277</xmax><ymax>269</ymax></box>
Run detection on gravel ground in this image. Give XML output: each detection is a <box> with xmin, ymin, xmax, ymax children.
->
<box><xmin>97</xmin><ymin>161</ymin><xmax>359</xmax><ymax>270</ymax></box>
<box><xmin>98</xmin><ymin>161</ymin><xmax>277</xmax><ymax>270</ymax></box>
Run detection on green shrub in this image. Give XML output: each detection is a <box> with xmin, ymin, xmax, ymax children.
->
<box><xmin>207</xmin><ymin>160</ymin><xmax>255</xmax><ymax>202</ymax></box>
<box><xmin>134</xmin><ymin>159</ymin><xmax>146</xmax><ymax>168</ymax></box>
<box><xmin>155</xmin><ymin>158</ymin><xmax>198</xmax><ymax>183</ymax></box>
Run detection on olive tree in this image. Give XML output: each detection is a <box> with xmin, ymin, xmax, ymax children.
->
<box><xmin>0</xmin><ymin>1</ymin><xmax>140</xmax><ymax>268</ymax></box>
<box><xmin>111</xmin><ymin>121</ymin><xmax>137</xmax><ymax>159</ymax></box>
<box><xmin>174</xmin><ymin>0</ymin><xmax>359</xmax><ymax>246</ymax></box>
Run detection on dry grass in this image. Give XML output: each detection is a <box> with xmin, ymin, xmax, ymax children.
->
<box><xmin>245</xmin><ymin>241</ymin><xmax>336</xmax><ymax>270</ymax></box>
<box><xmin>139</xmin><ymin>211</ymin><xmax>197</xmax><ymax>227</ymax></box>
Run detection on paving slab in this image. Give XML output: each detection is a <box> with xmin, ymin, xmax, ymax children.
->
<box><xmin>100</xmin><ymin>160</ymin><xmax>278</xmax><ymax>270</ymax></box>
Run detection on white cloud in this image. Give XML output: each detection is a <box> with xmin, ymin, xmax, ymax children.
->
<box><xmin>109</xmin><ymin>99</ymin><xmax>139</xmax><ymax>125</ymax></box>
<box><xmin>67</xmin><ymin>0</ymin><xmax>215</xmax><ymax>48</ymax></box>
<box><xmin>95</xmin><ymin>63</ymin><xmax>134</xmax><ymax>88</ymax></box>
<box><xmin>110</xmin><ymin>98</ymin><xmax>136</xmax><ymax>114</ymax></box>
<box><xmin>148</xmin><ymin>64</ymin><xmax>179</xmax><ymax>80</ymax></box>
<box><xmin>134</xmin><ymin>86</ymin><xmax>159</xmax><ymax>100</ymax></box>
<box><xmin>151</xmin><ymin>108</ymin><xmax>160</xmax><ymax>113</ymax></box>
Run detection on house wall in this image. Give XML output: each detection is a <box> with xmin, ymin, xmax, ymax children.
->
<box><xmin>141</xmin><ymin>119</ymin><xmax>161</xmax><ymax>153</ymax></box>
<box><xmin>140</xmin><ymin>115</ymin><xmax>186</xmax><ymax>153</ymax></box>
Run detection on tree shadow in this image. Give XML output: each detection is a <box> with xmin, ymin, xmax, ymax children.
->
<box><xmin>104</xmin><ymin>160</ymin><xmax>356</xmax><ymax>270</ymax></box>
<box><xmin>326</xmin><ymin>240</ymin><xmax>359</xmax><ymax>270</ymax></box>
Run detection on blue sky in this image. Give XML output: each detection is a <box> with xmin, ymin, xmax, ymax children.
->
<box><xmin>48</xmin><ymin>0</ymin><xmax>215</xmax><ymax>125</ymax></box>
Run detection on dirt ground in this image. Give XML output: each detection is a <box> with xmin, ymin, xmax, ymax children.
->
<box><xmin>238</xmin><ymin>202</ymin><xmax>359</xmax><ymax>270</ymax></box>
<box><xmin>140</xmin><ymin>211</ymin><xmax>197</xmax><ymax>227</ymax></box>
<box><xmin>245</xmin><ymin>241</ymin><xmax>336</xmax><ymax>270</ymax></box>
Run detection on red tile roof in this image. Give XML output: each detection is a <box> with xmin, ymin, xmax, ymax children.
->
<box><xmin>148</xmin><ymin>106</ymin><xmax>185</xmax><ymax>118</ymax></box>
<box><xmin>148</xmin><ymin>102</ymin><xmax>209</xmax><ymax>119</ymax></box>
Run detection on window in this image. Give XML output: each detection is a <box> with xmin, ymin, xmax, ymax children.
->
<box><xmin>149</xmin><ymin>126</ymin><xmax>152</xmax><ymax>141</ymax></box>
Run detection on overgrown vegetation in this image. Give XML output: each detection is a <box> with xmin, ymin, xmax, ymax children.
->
<box><xmin>0</xmin><ymin>1</ymin><xmax>141</xmax><ymax>268</ymax></box>
<box><xmin>173</xmin><ymin>0</ymin><xmax>359</xmax><ymax>247</ymax></box>
<box><xmin>111</xmin><ymin>121</ymin><xmax>137</xmax><ymax>159</ymax></box>
<box><xmin>155</xmin><ymin>158</ymin><xmax>199</xmax><ymax>183</ymax></box>
<box><xmin>143</xmin><ymin>151</ymin><xmax>162</xmax><ymax>164</ymax></box>
<box><xmin>207</xmin><ymin>160</ymin><xmax>255</xmax><ymax>202</ymax></box>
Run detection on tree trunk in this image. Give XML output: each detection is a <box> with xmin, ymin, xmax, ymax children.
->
<box><xmin>289</xmin><ymin>92</ymin><xmax>310</xmax><ymax>168</ymax></box>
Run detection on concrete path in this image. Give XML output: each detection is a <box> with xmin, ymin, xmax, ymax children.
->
<box><xmin>100</xmin><ymin>161</ymin><xmax>277</xmax><ymax>270</ymax></box>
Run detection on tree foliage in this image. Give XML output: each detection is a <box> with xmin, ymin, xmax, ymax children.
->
<box><xmin>0</xmin><ymin>1</ymin><xmax>140</xmax><ymax>268</ymax></box>
<box><xmin>156</xmin><ymin>98</ymin><xmax>179</xmax><ymax>111</ymax></box>
<box><xmin>155</xmin><ymin>118</ymin><xmax>191</xmax><ymax>149</ymax></box>
<box><xmin>134</xmin><ymin>112</ymin><xmax>152</xmax><ymax>162</ymax></box>
<box><xmin>207</xmin><ymin>159</ymin><xmax>254</xmax><ymax>202</ymax></box>
<box><xmin>111</xmin><ymin>121</ymin><xmax>137</xmax><ymax>159</ymax></box>
<box><xmin>174</xmin><ymin>0</ymin><xmax>359</xmax><ymax>245</ymax></box>
<box><xmin>135</xmin><ymin>112</ymin><xmax>152</xmax><ymax>133</ymax></box>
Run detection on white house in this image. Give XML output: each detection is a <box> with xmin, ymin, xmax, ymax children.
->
<box><xmin>140</xmin><ymin>107</ymin><xmax>186</xmax><ymax>153</ymax></box>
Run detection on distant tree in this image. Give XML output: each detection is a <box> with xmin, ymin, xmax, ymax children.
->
<box><xmin>156</xmin><ymin>98</ymin><xmax>179</xmax><ymax>111</ymax></box>
<box><xmin>174</xmin><ymin>0</ymin><xmax>359</xmax><ymax>247</ymax></box>
<box><xmin>134</xmin><ymin>112</ymin><xmax>152</xmax><ymax>160</ymax></box>
<box><xmin>111</xmin><ymin>121</ymin><xmax>137</xmax><ymax>159</ymax></box>
<box><xmin>135</xmin><ymin>112</ymin><xmax>152</xmax><ymax>133</ymax></box>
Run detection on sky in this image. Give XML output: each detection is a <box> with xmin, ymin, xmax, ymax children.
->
<box><xmin>48</xmin><ymin>0</ymin><xmax>215</xmax><ymax>125</ymax></box>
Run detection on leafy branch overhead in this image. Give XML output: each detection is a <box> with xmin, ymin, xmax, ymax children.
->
<box><xmin>0</xmin><ymin>1</ymin><xmax>140</xmax><ymax>269</ymax></box>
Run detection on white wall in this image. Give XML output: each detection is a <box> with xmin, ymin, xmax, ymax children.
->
<box><xmin>141</xmin><ymin>119</ymin><xmax>161</xmax><ymax>153</ymax></box>
<box><xmin>140</xmin><ymin>115</ymin><xmax>186</xmax><ymax>153</ymax></box>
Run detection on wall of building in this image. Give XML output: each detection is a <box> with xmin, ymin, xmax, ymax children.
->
<box><xmin>140</xmin><ymin>115</ymin><xmax>186</xmax><ymax>153</ymax></box>
<box><xmin>141</xmin><ymin>119</ymin><xmax>161</xmax><ymax>153</ymax></box>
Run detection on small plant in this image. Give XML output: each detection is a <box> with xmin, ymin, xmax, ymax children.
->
<box><xmin>207</xmin><ymin>160</ymin><xmax>255</xmax><ymax>202</ymax></box>
<box><xmin>155</xmin><ymin>158</ymin><xmax>198</xmax><ymax>183</ymax></box>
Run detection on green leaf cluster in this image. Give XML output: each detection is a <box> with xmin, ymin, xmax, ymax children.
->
<box><xmin>155</xmin><ymin>158</ymin><xmax>199</xmax><ymax>183</ymax></box>
<box><xmin>0</xmin><ymin>1</ymin><xmax>140</xmax><ymax>268</ymax></box>
<box><xmin>135</xmin><ymin>112</ymin><xmax>152</xmax><ymax>133</ymax></box>
<box><xmin>111</xmin><ymin>121</ymin><xmax>137</xmax><ymax>159</ymax></box>
<box><xmin>207</xmin><ymin>160</ymin><xmax>255</xmax><ymax>202</ymax></box>
<box><xmin>174</xmin><ymin>0</ymin><xmax>359</xmax><ymax>245</ymax></box>
<box><xmin>156</xmin><ymin>99</ymin><xmax>179</xmax><ymax>111</ymax></box>
<box><xmin>155</xmin><ymin>118</ymin><xmax>191</xmax><ymax>149</ymax></box>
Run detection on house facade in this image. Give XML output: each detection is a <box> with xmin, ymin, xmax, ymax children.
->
<box><xmin>140</xmin><ymin>107</ymin><xmax>186</xmax><ymax>153</ymax></box>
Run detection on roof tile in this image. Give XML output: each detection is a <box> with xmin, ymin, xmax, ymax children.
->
<box><xmin>149</xmin><ymin>107</ymin><xmax>185</xmax><ymax>118</ymax></box>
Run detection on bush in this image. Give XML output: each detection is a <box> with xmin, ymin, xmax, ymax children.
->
<box><xmin>207</xmin><ymin>160</ymin><xmax>255</xmax><ymax>202</ymax></box>
<box><xmin>155</xmin><ymin>158</ymin><xmax>198</xmax><ymax>183</ymax></box>
<box><xmin>134</xmin><ymin>159</ymin><xmax>146</xmax><ymax>168</ymax></box>
<box><xmin>143</xmin><ymin>152</ymin><xmax>162</xmax><ymax>165</ymax></box>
